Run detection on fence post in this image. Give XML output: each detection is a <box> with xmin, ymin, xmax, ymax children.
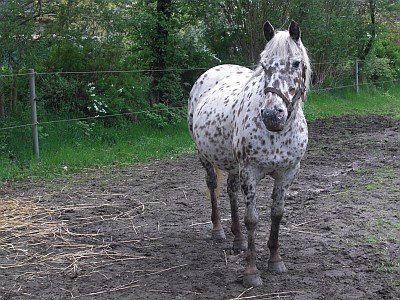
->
<box><xmin>29</xmin><ymin>69</ymin><xmax>39</xmax><ymax>159</ymax></box>
<box><xmin>355</xmin><ymin>58</ymin><xmax>359</xmax><ymax>95</ymax></box>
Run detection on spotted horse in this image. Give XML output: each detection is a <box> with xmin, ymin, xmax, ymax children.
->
<box><xmin>188</xmin><ymin>21</ymin><xmax>312</xmax><ymax>287</ymax></box>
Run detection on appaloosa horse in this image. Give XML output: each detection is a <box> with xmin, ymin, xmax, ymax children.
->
<box><xmin>188</xmin><ymin>21</ymin><xmax>311</xmax><ymax>287</ymax></box>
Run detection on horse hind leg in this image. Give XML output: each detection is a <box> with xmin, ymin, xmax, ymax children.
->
<box><xmin>199</xmin><ymin>155</ymin><xmax>226</xmax><ymax>241</ymax></box>
<box><xmin>227</xmin><ymin>173</ymin><xmax>247</xmax><ymax>252</ymax></box>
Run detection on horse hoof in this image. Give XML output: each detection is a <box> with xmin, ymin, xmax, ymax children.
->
<box><xmin>268</xmin><ymin>261</ymin><xmax>287</xmax><ymax>273</ymax></box>
<box><xmin>243</xmin><ymin>273</ymin><xmax>263</xmax><ymax>288</ymax></box>
<box><xmin>212</xmin><ymin>229</ymin><xmax>226</xmax><ymax>241</ymax></box>
<box><xmin>232</xmin><ymin>239</ymin><xmax>247</xmax><ymax>253</ymax></box>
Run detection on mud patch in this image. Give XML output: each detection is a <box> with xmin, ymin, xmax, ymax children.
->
<box><xmin>0</xmin><ymin>115</ymin><xmax>399</xmax><ymax>299</ymax></box>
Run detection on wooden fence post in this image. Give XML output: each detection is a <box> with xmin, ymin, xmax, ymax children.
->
<box><xmin>29</xmin><ymin>69</ymin><xmax>39</xmax><ymax>159</ymax></box>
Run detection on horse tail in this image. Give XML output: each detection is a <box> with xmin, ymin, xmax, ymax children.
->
<box><xmin>215</xmin><ymin>166</ymin><xmax>224</xmax><ymax>200</ymax></box>
<box><xmin>206</xmin><ymin>166</ymin><xmax>224</xmax><ymax>201</ymax></box>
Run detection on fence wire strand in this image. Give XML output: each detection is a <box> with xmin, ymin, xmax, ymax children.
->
<box><xmin>2</xmin><ymin>56</ymin><xmax>400</xmax><ymax>78</ymax></box>
<box><xmin>0</xmin><ymin>67</ymin><xmax>212</xmax><ymax>78</ymax></box>
<box><xmin>312</xmin><ymin>78</ymin><xmax>400</xmax><ymax>92</ymax></box>
<box><xmin>0</xmin><ymin>106</ymin><xmax>185</xmax><ymax>131</ymax></box>
<box><xmin>1</xmin><ymin>58</ymin><xmax>400</xmax><ymax>78</ymax></box>
<box><xmin>0</xmin><ymin>67</ymin><xmax>399</xmax><ymax>132</ymax></box>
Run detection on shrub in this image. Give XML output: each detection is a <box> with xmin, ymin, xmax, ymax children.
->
<box><xmin>142</xmin><ymin>103</ymin><xmax>185</xmax><ymax>129</ymax></box>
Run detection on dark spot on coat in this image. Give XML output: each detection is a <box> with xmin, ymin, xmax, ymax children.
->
<box><xmin>237</xmin><ymin>151</ymin><xmax>242</xmax><ymax>160</ymax></box>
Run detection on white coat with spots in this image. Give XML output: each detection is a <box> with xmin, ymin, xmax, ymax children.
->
<box><xmin>188</xmin><ymin>21</ymin><xmax>311</xmax><ymax>287</ymax></box>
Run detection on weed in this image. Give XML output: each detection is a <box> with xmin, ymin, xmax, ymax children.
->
<box><xmin>377</xmin><ymin>258</ymin><xmax>399</xmax><ymax>274</ymax></box>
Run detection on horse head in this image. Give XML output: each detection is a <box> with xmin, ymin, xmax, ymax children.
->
<box><xmin>260</xmin><ymin>21</ymin><xmax>309</xmax><ymax>132</ymax></box>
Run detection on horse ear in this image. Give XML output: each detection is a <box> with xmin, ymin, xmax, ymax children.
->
<box><xmin>263</xmin><ymin>21</ymin><xmax>275</xmax><ymax>42</ymax></box>
<box><xmin>289</xmin><ymin>20</ymin><xmax>301</xmax><ymax>42</ymax></box>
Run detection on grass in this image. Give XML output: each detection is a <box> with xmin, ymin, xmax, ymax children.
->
<box><xmin>364</xmin><ymin>166</ymin><xmax>400</xmax><ymax>193</ymax></box>
<box><xmin>350</xmin><ymin>164</ymin><xmax>400</xmax><ymax>199</ymax></box>
<box><xmin>0</xmin><ymin>119</ymin><xmax>195</xmax><ymax>184</ymax></box>
<box><xmin>304</xmin><ymin>85</ymin><xmax>400</xmax><ymax>121</ymax></box>
<box><xmin>337</xmin><ymin>162</ymin><xmax>399</xmax><ymax>274</ymax></box>
<box><xmin>1</xmin><ymin>84</ymin><xmax>400</xmax><ymax>184</ymax></box>
<box><xmin>366</xmin><ymin>218</ymin><xmax>400</xmax><ymax>274</ymax></box>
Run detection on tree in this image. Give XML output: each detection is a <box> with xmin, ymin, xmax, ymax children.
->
<box><xmin>149</xmin><ymin>0</ymin><xmax>173</xmax><ymax>105</ymax></box>
<box><xmin>0</xmin><ymin>0</ymin><xmax>36</xmax><ymax>114</ymax></box>
<box><xmin>1</xmin><ymin>0</ymin><xmax>399</xmax><ymax>121</ymax></box>
<box><xmin>202</xmin><ymin>1</ymin><xmax>368</xmax><ymax>86</ymax></box>
<box><xmin>358</xmin><ymin>0</ymin><xmax>400</xmax><ymax>82</ymax></box>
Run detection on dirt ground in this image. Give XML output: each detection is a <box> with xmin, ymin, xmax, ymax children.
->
<box><xmin>0</xmin><ymin>115</ymin><xmax>399</xmax><ymax>300</ymax></box>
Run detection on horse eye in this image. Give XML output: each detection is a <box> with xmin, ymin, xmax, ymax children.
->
<box><xmin>292</xmin><ymin>61</ymin><xmax>301</xmax><ymax>68</ymax></box>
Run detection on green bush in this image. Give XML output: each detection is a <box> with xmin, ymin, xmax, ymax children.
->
<box><xmin>38</xmin><ymin>74</ymin><xmax>84</xmax><ymax>113</ymax></box>
<box><xmin>143</xmin><ymin>103</ymin><xmax>185</xmax><ymax>129</ymax></box>
<box><xmin>363</xmin><ymin>56</ymin><xmax>396</xmax><ymax>83</ymax></box>
<box><xmin>362</xmin><ymin>26</ymin><xmax>400</xmax><ymax>83</ymax></box>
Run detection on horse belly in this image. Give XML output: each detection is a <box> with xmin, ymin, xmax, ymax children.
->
<box><xmin>192</xmin><ymin>101</ymin><xmax>238</xmax><ymax>172</ymax></box>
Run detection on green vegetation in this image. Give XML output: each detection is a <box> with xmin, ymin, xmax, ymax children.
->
<box><xmin>366</xmin><ymin>218</ymin><xmax>400</xmax><ymax>274</ymax></box>
<box><xmin>1</xmin><ymin>85</ymin><xmax>400</xmax><ymax>183</ymax></box>
<box><xmin>1</xmin><ymin>0</ymin><xmax>399</xmax><ymax>183</ymax></box>
<box><xmin>340</xmin><ymin>160</ymin><xmax>399</xmax><ymax>198</ymax></box>
<box><xmin>1</xmin><ymin>0</ymin><xmax>399</xmax><ymax>120</ymax></box>
<box><xmin>0</xmin><ymin>108</ymin><xmax>194</xmax><ymax>183</ymax></box>
<box><xmin>332</xmin><ymin>163</ymin><xmax>399</xmax><ymax>275</ymax></box>
<box><xmin>305</xmin><ymin>85</ymin><xmax>400</xmax><ymax>121</ymax></box>
<box><xmin>364</xmin><ymin>166</ymin><xmax>400</xmax><ymax>194</ymax></box>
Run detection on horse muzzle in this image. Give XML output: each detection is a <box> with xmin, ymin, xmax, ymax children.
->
<box><xmin>261</xmin><ymin>107</ymin><xmax>287</xmax><ymax>132</ymax></box>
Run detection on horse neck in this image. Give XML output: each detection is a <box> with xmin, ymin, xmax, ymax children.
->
<box><xmin>285</xmin><ymin>100</ymin><xmax>306</xmax><ymax>131</ymax></box>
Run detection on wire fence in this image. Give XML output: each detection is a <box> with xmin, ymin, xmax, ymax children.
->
<box><xmin>311</xmin><ymin>78</ymin><xmax>400</xmax><ymax>92</ymax></box>
<box><xmin>0</xmin><ymin>60</ymin><xmax>399</xmax><ymax>136</ymax></box>
<box><xmin>1</xmin><ymin>76</ymin><xmax>400</xmax><ymax>133</ymax></box>
<box><xmin>0</xmin><ymin>66</ymin><xmax>216</xmax><ymax>78</ymax></box>
<box><xmin>0</xmin><ymin>106</ymin><xmax>186</xmax><ymax>131</ymax></box>
<box><xmin>1</xmin><ymin>56</ymin><xmax>400</xmax><ymax>78</ymax></box>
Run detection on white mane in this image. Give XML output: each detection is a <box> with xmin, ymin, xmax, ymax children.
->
<box><xmin>252</xmin><ymin>30</ymin><xmax>312</xmax><ymax>96</ymax></box>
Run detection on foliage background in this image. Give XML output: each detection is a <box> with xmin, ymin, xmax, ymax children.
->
<box><xmin>1</xmin><ymin>0</ymin><xmax>399</xmax><ymax>119</ymax></box>
<box><xmin>0</xmin><ymin>0</ymin><xmax>399</xmax><ymax>181</ymax></box>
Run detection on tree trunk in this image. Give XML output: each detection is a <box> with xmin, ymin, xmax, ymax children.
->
<box><xmin>11</xmin><ymin>74</ymin><xmax>18</xmax><ymax>113</ymax></box>
<box><xmin>149</xmin><ymin>0</ymin><xmax>172</xmax><ymax>105</ymax></box>
<box><xmin>0</xmin><ymin>81</ymin><xmax>5</xmax><ymax>120</ymax></box>
<box><xmin>362</xmin><ymin>0</ymin><xmax>376</xmax><ymax>59</ymax></box>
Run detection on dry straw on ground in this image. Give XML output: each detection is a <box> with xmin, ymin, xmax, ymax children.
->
<box><xmin>0</xmin><ymin>195</ymin><xmax>159</xmax><ymax>297</ymax></box>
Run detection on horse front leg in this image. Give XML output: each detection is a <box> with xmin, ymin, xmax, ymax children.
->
<box><xmin>241</xmin><ymin>169</ymin><xmax>263</xmax><ymax>287</ymax></box>
<box><xmin>268</xmin><ymin>166</ymin><xmax>299</xmax><ymax>273</ymax></box>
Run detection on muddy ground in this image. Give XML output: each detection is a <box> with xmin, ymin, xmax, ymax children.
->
<box><xmin>0</xmin><ymin>115</ymin><xmax>399</xmax><ymax>300</ymax></box>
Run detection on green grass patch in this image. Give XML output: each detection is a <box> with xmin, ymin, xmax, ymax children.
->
<box><xmin>1</xmin><ymin>84</ymin><xmax>400</xmax><ymax>184</ymax></box>
<box><xmin>0</xmin><ymin>119</ymin><xmax>195</xmax><ymax>184</ymax></box>
<box><xmin>350</xmin><ymin>165</ymin><xmax>400</xmax><ymax>195</ymax></box>
<box><xmin>365</xmin><ymin>218</ymin><xmax>400</xmax><ymax>274</ymax></box>
<box><xmin>377</xmin><ymin>258</ymin><xmax>400</xmax><ymax>274</ymax></box>
<box><xmin>305</xmin><ymin>85</ymin><xmax>400</xmax><ymax>121</ymax></box>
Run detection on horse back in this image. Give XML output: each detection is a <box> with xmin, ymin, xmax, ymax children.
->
<box><xmin>188</xmin><ymin>65</ymin><xmax>253</xmax><ymax>172</ymax></box>
<box><xmin>188</xmin><ymin>64</ymin><xmax>253</xmax><ymax>134</ymax></box>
